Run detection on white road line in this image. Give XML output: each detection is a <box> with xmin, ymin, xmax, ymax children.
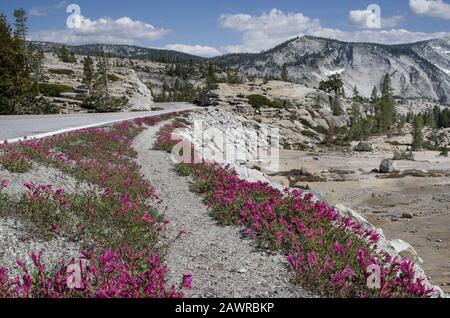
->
<box><xmin>4</xmin><ymin>106</ymin><xmax>196</xmax><ymax>144</ymax></box>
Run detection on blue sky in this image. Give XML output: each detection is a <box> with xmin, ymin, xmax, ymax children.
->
<box><xmin>1</xmin><ymin>0</ymin><xmax>449</xmax><ymax>56</ymax></box>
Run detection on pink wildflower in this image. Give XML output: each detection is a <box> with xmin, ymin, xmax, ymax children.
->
<box><xmin>142</xmin><ymin>212</ymin><xmax>155</xmax><ymax>225</ymax></box>
<box><xmin>181</xmin><ymin>274</ymin><xmax>193</xmax><ymax>290</ymax></box>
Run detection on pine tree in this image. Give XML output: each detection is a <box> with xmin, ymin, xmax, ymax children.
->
<box><xmin>281</xmin><ymin>64</ymin><xmax>289</xmax><ymax>82</ymax></box>
<box><xmin>376</xmin><ymin>73</ymin><xmax>396</xmax><ymax>133</ymax></box>
<box><xmin>57</xmin><ymin>45</ymin><xmax>76</xmax><ymax>63</ymax></box>
<box><xmin>0</xmin><ymin>14</ymin><xmax>33</xmax><ymax>114</ymax></box>
<box><xmin>319</xmin><ymin>74</ymin><xmax>344</xmax><ymax>96</ymax></box>
<box><xmin>412</xmin><ymin>115</ymin><xmax>424</xmax><ymax>151</ymax></box>
<box><xmin>92</xmin><ymin>51</ymin><xmax>110</xmax><ymax>100</ymax></box>
<box><xmin>13</xmin><ymin>8</ymin><xmax>28</xmax><ymax>65</ymax></box>
<box><xmin>82</xmin><ymin>56</ymin><xmax>95</xmax><ymax>91</ymax></box>
<box><xmin>29</xmin><ymin>45</ymin><xmax>45</xmax><ymax>84</ymax></box>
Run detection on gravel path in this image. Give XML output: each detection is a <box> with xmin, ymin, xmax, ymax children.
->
<box><xmin>133</xmin><ymin>124</ymin><xmax>309</xmax><ymax>298</ymax></box>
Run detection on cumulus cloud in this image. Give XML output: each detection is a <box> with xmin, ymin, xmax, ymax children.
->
<box><xmin>348</xmin><ymin>9</ymin><xmax>403</xmax><ymax>29</ymax></box>
<box><xmin>29</xmin><ymin>14</ymin><xmax>169</xmax><ymax>45</ymax></box>
<box><xmin>219</xmin><ymin>8</ymin><xmax>321</xmax><ymax>53</ymax></box>
<box><xmin>410</xmin><ymin>0</ymin><xmax>450</xmax><ymax>20</ymax></box>
<box><xmin>219</xmin><ymin>8</ymin><xmax>450</xmax><ymax>53</ymax></box>
<box><xmin>313</xmin><ymin>28</ymin><xmax>450</xmax><ymax>45</ymax></box>
<box><xmin>164</xmin><ymin>44</ymin><xmax>221</xmax><ymax>57</ymax></box>
<box><xmin>30</xmin><ymin>1</ymin><xmax>68</xmax><ymax>17</ymax></box>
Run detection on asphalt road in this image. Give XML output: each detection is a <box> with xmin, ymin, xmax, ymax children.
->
<box><xmin>0</xmin><ymin>103</ymin><xmax>197</xmax><ymax>142</ymax></box>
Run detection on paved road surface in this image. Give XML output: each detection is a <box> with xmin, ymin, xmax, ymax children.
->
<box><xmin>0</xmin><ymin>103</ymin><xmax>196</xmax><ymax>142</ymax></box>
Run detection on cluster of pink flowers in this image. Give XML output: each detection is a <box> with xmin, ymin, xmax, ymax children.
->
<box><xmin>0</xmin><ymin>244</ymin><xmax>191</xmax><ymax>298</ymax></box>
<box><xmin>0</xmin><ymin>143</ymin><xmax>33</xmax><ymax>173</ymax></box>
<box><xmin>181</xmin><ymin>162</ymin><xmax>435</xmax><ymax>298</ymax></box>
<box><xmin>150</xmin><ymin>116</ymin><xmax>435</xmax><ymax>298</ymax></box>
<box><xmin>0</xmin><ymin>111</ymin><xmax>193</xmax><ymax>298</ymax></box>
<box><xmin>153</xmin><ymin>118</ymin><xmax>190</xmax><ymax>153</ymax></box>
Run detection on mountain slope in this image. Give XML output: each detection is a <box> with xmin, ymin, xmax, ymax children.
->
<box><xmin>211</xmin><ymin>36</ymin><xmax>450</xmax><ymax>103</ymax></box>
<box><xmin>31</xmin><ymin>41</ymin><xmax>206</xmax><ymax>64</ymax></box>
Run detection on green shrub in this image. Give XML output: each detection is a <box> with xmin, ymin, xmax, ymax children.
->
<box><xmin>271</xmin><ymin>100</ymin><xmax>284</xmax><ymax>109</ymax></box>
<box><xmin>247</xmin><ymin>94</ymin><xmax>273</xmax><ymax>108</ymax></box>
<box><xmin>175</xmin><ymin>163</ymin><xmax>196</xmax><ymax>176</ymax></box>
<box><xmin>301</xmin><ymin>130</ymin><xmax>318</xmax><ymax>138</ymax></box>
<box><xmin>90</xmin><ymin>96</ymin><xmax>129</xmax><ymax>113</ymax></box>
<box><xmin>393</xmin><ymin>148</ymin><xmax>415</xmax><ymax>161</ymax></box>
<box><xmin>0</xmin><ymin>152</ymin><xmax>33</xmax><ymax>173</ymax></box>
<box><xmin>38</xmin><ymin>83</ymin><xmax>74</xmax><ymax>97</ymax></box>
<box><xmin>108</xmin><ymin>73</ymin><xmax>121</xmax><ymax>82</ymax></box>
<box><xmin>440</xmin><ymin>147</ymin><xmax>448</xmax><ymax>157</ymax></box>
<box><xmin>48</xmin><ymin>69</ymin><xmax>75</xmax><ymax>76</ymax></box>
<box><xmin>313</xmin><ymin>125</ymin><xmax>328</xmax><ymax>135</ymax></box>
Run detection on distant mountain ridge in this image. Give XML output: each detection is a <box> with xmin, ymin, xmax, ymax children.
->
<box><xmin>31</xmin><ymin>41</ymin><xmax>206</xmax><ymax>64</ymax></box>
<box><xmin>211</xmin><ymin>36</ymin><xmax>450</xmax><ymax>103</ymax></box>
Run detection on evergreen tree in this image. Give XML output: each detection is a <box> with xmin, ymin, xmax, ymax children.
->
<box><xmin>319</xmin><ymin>74</ymin><xmax>344</xmax><ymax>96</ymax></box>
<box><xmin>352</xmin><ymin>86</ymin><xmax>364</xmax><ymax>103</ymax></box>
<box><xmin>281</xmin><ymin>64</ymin><xmax>289</xmax><ymax>82</ymax></box>
<box><xmin>82</xmin><ymin>56</ymin><xmax>95</xmax><ymax>91</ymax></box>
<box><xmin>92</xmin><ymin>51</ymin><xmax>110</xmax><ymax>100</ymax></box>
<box><xmin>412</xmin><ymin>115</ymin><xmax>424</xmax><ymax>151</ymax></box>
<box><xmin>376</xmin><ymin>73</ymin><xmax>396</xmax><ymax>133</ymax></box>
<box><xmin>29</xmin><ymin>45</ymin><xmax>45</xmax><ymax>84</ymax></box>
<box><xmin>370</xmin><ymin>86</ymin><xmax>378</xmax><ymax>103</ymax></box>
<box><xmin>369</xmin><ymin>86</ymin><xmax>378</xmax><ymax>115</ymax></box>
<box><xmin>57</xmin><ymin>45</ymin><xmax>77</xmax><ymax>63</ymax></box>
<box><xmin>13</xmin><ymin>8</ymin><xmax>28</xmax><ymax>64</ymax></box>
<box><xmin>0</xmin><ymin>14</ymin><xmax>33</xmax><ymax>114</ymax></box>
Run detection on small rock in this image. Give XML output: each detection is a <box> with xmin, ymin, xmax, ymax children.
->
<box><xmin>436</xmin><ymin>239</ymin><xmax>443</xmax><ymax>243</ymax></box>
<box><xmin>237</xmin><ymin>268</ymin><xmax>247</xmax><ymax>274</ymax></box>
<box><xmin>355</xmin><ymin>142</ymin><xmax>373</xmax><ymax>152</ymax></box>
<box><xmin>379</xmin><ymin>159</ymin><xmax>396</xmax><ymax>173</ymax></box>
<box><xmin>402</xmin><ymin>213</ymin><xmax>414</xmax><ymax>219</ymax></box>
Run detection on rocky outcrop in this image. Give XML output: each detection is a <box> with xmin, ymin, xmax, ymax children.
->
<box><xmin>41</xmin><ymin>53</ymin><xmax>156</xmax><ymax>113</ymax></box>
<box><xmin>195</xmin><ymin>82</ymin><xmax>354</xmax><ymax>149</ymax></box>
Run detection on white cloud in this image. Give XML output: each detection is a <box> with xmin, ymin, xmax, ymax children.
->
<box><xmin>348</xmin><ymin>9</ymin><xmax>403</xmax><ymax>28</ymax></box>
<box><xmin>219</xmin><ymin>8</ymin><xmax>450</xmax><ymax>53</ymax></box>
<box><xmin>30</xmin><ymin>1</ymin><xmax>68</xmax><ymax>17</ymax></box>
<box><xmin>382</xmin><ymin>15</ymin><xmax>405</xmax><ymax>28</ymax></box>
<box><xmin>29</xmin><ymin>15</ymin><xmax>169</xmax><ymax>45</ymax></box>
<box><xmin>164</xmin><ymin>44</ymin><xmax>221</xmax><ymax>57</ymax></box>
<box><xmin>313</xmin><ymin>28</ymin><xmax>450</xmax><ymax>45</ymax></box>
<box><xmin>219</xmin><ymin>8</ymin><xmax>321</xmax><ymax>53</ymax></box>
<box><xmin>348</xmin><ymin>9</ymin><xmax>376</xmax><ymax>28</ymax></box>
<box><xmin>410</xmin><ymin>0</ymin><xmax>450</xmax><ymax>20</ymax></box>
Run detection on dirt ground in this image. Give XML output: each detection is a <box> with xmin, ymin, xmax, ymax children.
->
<box><xmin>273</xmin><ymin>149</ymin><xmax>450</xmax><ymax>292</ymax></box>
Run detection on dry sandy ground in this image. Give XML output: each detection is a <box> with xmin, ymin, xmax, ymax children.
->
<box><xmin>273</xmin><ymin>149</ymin><xmax>450</xmax><ymax>292</ymax></box>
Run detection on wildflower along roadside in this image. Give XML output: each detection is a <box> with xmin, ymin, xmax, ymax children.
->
<box><xmin>0</xmin><ymin>112</ymin><xmax>193</xmax><ymax>298</ymax></box>
<box><xmin>154</xmin><ymin>118</ymin><xmax>436</xmax><ymax>298</ymax></box>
